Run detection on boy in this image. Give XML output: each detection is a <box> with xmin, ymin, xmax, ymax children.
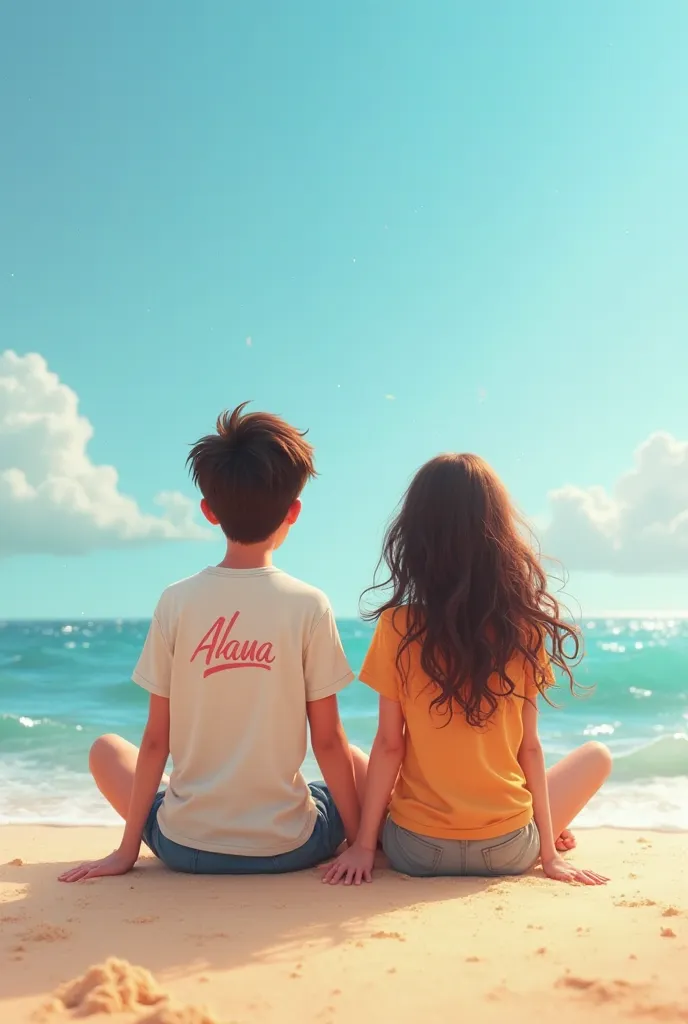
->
<box><xmin>60</xmin><ymin>403</ymin><xmax>366</xmax><ymax>879</ymax></box>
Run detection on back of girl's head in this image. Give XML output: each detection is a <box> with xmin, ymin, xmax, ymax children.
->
<box><xmin>365</xmin><ymin>453</ymin><xmax>581</xmax><ymax>725</ymax></box>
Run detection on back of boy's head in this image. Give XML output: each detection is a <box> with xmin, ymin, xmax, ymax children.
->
<box><xmin>187</xmin><ymin>403</ymin><xmax>316</xmax><ymax>544</ymax></box>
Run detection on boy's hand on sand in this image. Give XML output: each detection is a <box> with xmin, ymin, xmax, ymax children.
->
<box><xmin>58</xmin><ymin>849</ymin><xmax>137</xmax><ymax>883</ymax></box>
<box><xmin>322</xmin><ymin>843</ymin><xmax>375</xmax><ymax>886</ymax></box>
<box><xmin>542</xmin><ymin>854</ymin><xmax>609</xmax><ymax>886</ymax></box>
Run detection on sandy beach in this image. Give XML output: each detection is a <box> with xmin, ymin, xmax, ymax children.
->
<box><xmin>0</xmin><ymin>828</ymin><xmax>685</xmax><ymax>1023</ymax></box>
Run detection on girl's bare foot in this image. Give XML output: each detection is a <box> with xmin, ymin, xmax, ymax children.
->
<box><xmin>555</xmin><ymin>828</ymin><xmax>576</xmax><ymax>853</ymax></box>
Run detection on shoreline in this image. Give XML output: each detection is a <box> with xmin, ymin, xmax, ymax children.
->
<box><xmin>2</xmin><ymin>826</ymin><xmax>686</xmax><ymax>1023</ymax></box>
<box><xmin>1</xmin><ymin>820</ymin><xmax>687</xmax><ymax>833</ymax></box>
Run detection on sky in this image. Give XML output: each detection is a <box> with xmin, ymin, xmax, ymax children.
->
<box><xmin>2</xmin><ymin>1</ymin><xmax>688</xmax><ymax>620</ymax></box>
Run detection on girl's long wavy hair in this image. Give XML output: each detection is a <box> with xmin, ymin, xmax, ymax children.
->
<box><xmin>363</xmin><ymin>454</ymin><xmax>583</xmax><ymax>727</ymax></box>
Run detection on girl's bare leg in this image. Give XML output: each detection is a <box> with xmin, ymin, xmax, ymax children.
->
<box><xmin>556</xmin><ymin>829</ymin><xmax>576</xmax><ymax>852</ymax></box>
<box><xmin>89</xmin><ymin>734</ymin><xmax>169</xmax><ymax>820</ymax></box>
<box><xmin>547</xmin><ymin>741</ymin><xmax>612</xmax><ymax>843</ymax></box>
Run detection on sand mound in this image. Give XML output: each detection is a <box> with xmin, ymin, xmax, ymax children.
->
<box><xmin>141</xmin><ymin>1007</ymin><xmax>222</xmax><ymax>1024</ymax></box>
<box><xmin>44</xmin><ymin>959</ymin><xmax>222</xmax><ymax>1023</ymax></box>
<box><xmin>53</xmin><ymin>957</ymin><xmax>166</xmax><ymax>1015</ymax></box>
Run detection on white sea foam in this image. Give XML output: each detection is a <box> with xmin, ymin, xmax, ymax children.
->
<box><xmin>575</xmin><ymin>777</ymin><xmax>688</xmax><ymax>832</ymax></box>
<box><xmin>0</xmin><ymin>762</ymin><xmax>119</xmax><ymax>826</ymax></box>
<box><xmin>1</xmin><ymin>755</ymin><xmax>686</xmax><ymax>832</ymax></box>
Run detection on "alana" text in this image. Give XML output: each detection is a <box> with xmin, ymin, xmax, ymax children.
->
<box><xmin>190</xmin><ymin>613</ymin><xmax>275</xmax><ymax>677</ymax></box>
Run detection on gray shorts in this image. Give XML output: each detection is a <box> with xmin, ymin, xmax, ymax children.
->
<box><xmin>383</xmin><ymin>817</ymin><xmax>540</xmax><ymax>878</ymax></box>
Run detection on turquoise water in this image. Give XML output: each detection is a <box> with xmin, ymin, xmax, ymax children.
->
<box><xmin>0</xmin><ymin>617</ymin><xmax>686</xmax><ymax>829</ymax></box>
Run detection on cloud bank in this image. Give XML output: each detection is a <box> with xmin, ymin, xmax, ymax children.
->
<box><xmin>543</xmin><ymin>432</ymin><xmax>688</xmax><ymax>573</ymax></box>
<box><xmin>2</xmin><ymin>350</ymin><xmax>684</xmax><ymax>574</ymax></box>
<box><xmin>0</xmin><ymin>350</ymin><xmax>209</xmax><ymax>556</ymax></box>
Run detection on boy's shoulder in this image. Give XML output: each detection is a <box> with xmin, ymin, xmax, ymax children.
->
<box><xmin>156</xmin><ymin>568</ymin><xmax>212</xmax><ymax>603</ymax></box>
<box><xmin>149</xmin><ymin>570</ymin><xmax>210</xmax><ymax>627</ymax></box>
<box><xmin>267</xmin><ymin>570</ymin><xmax>333</xmax><ymax>618</ymax></box>
<box><xmin>154</xmin><ymin>568</ymin><xmax>333</xmax><ymax>621</ymax></box>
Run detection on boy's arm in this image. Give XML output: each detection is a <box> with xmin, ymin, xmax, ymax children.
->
<box><xmin>59</xmin><ymin>695</ymin><xmax>170</xmax><ymax>883</ymax></box>
<box><xmin>118</xmin><ymin>695</ymin><xmax>170</xmax><ymax>862</ymax></box>
<box><xmin>307</xmin><ymin>695</ymin><xmax>360</xmax><ymax>846</ymax></box>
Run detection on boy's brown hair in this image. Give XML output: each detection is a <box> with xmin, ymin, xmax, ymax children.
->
<box><xmin>187</xmin><ymin>402</ymin><xmax>316</xmax><ymax>544</ymax></box>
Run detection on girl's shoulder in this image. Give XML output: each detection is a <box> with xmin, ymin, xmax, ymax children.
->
<box><xmin>377</xmin><ymin>604</ymin><xmax>413</xmax><ymax>635</ymax></box>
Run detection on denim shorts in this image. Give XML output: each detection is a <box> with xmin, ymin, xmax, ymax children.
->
<box><xmin>141</xmin><ymin>782</ymin><xmax>344</xmax><ymax>875</ymax></box>
<box><xmin>383</xmin><ymin>818</ymin><xmax>540</xmax><ymax>878</ymax></box>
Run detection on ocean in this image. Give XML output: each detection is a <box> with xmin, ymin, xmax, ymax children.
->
<box><xmin>1</xmin><ymin>617</ymin><xmax>686</xmax><ymax>831</ymax></box>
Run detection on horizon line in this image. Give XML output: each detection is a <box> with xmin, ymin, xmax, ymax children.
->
<box><xmin>2</xmin><ymin>610</ymin><xmax>688</xmax><ymax>624</ymax></box>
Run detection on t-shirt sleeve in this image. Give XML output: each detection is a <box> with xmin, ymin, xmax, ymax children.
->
<box><xmin>132</xmin><ymin>609</ymin><xmax>173</xmax><ymax>698</ymax></box>
<box><xmin>358</xmin><ymin>613</ymin><xmax>402</xmax><ymax>702</ymax></box>
<box><xmin>303</xmin><ymin>604</ymin><xmax>354</xmax><ymax>702</ymax></box>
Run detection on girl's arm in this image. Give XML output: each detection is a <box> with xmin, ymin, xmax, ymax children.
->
<box><xmin>518</xmin><ymin>697</ymin><xmax>608</xmax><ymax>884</ymax></box>
<box><xmin>323</xmin><ymin>696</ymin><xmax>405</xmax><ymax>885</ymax></box>
<box><xmin>517</xmin><ymin>698</ymin><xmax>558</xmax><ymax>864</ymax></box>
<box><xmin>356</xmin><ymin>697</ymin><xmax>405</xmax><ymax>850</ymax></box>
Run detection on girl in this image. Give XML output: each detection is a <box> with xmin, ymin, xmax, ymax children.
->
<box><xmin>324</xmin><ymin>454</ymin><xmax>611</xmax><ymax>886</ymax></box>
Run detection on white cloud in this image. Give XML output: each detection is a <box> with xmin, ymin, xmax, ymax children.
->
<box><xmin>542</xmin><ymin>432</ymin><xmax>688</xmax><ymax>573</ymax></box>
<box><xmin>0</xmin><ymin>350</ymin><xmax>209</xmax><ymax>556</ymax></box>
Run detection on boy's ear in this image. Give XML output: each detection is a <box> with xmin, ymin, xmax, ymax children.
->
<box><xmin>285</xmin><ymin>499</ymin><xmax>302</xmax><ymax>526</ymax></box>
<box><xmin>200</xmin><ymin>499</ymin><xmax>219</xmax><ymax>526</ymax></box>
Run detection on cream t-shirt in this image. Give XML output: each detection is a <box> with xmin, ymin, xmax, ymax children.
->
<box><xmin>132</xmin><ymin>566</ymin><xmax>354</xmax><ymax>856</ymax></box>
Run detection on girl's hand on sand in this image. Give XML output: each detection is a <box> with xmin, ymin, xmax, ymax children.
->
<box><xmin>322</xmin><ymin>844</ymin><xmax>375</xmax><ymax>886</ymax></box>
<box><xmin>541</xmin><ymin>855</ymin><xmax>609</xmax><ymax>886</ymax></box>
<box><xmin>58</xmin><ymin>849</ymin><xmax>137</xmax><ymax>883</ymax></box>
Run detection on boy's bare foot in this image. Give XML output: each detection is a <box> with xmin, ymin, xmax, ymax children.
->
<box><xmin>555</xmin><ymin>829</ymin><xmax>576</xmax><ymax>853</ymax></box>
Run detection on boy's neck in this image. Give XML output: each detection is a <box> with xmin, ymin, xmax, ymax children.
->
<box><xmin>218</xmin><ymin>543</ymin><xmax>274</xmax><ymax>571</ymax></box>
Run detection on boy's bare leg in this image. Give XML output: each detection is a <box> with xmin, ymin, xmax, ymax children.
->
<box><xmin>94</xmin><ymin>735</ymin><xmax>364</xmax><ymax>825</ymax></box>
<box><xmin>89</xmin><ymin>734</ymin><xmax>169</xmax><ymax>820</ymax></box>
<box><xmin>547</xmin><ymin>741</ymin><xmax>612</xmax><ymax>844</ymax></box>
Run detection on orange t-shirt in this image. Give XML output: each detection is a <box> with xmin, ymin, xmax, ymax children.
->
<box><xmin>359</xmin><ymin>608</ymin><xmax>553</xmax><ymax>841</ymax></box>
